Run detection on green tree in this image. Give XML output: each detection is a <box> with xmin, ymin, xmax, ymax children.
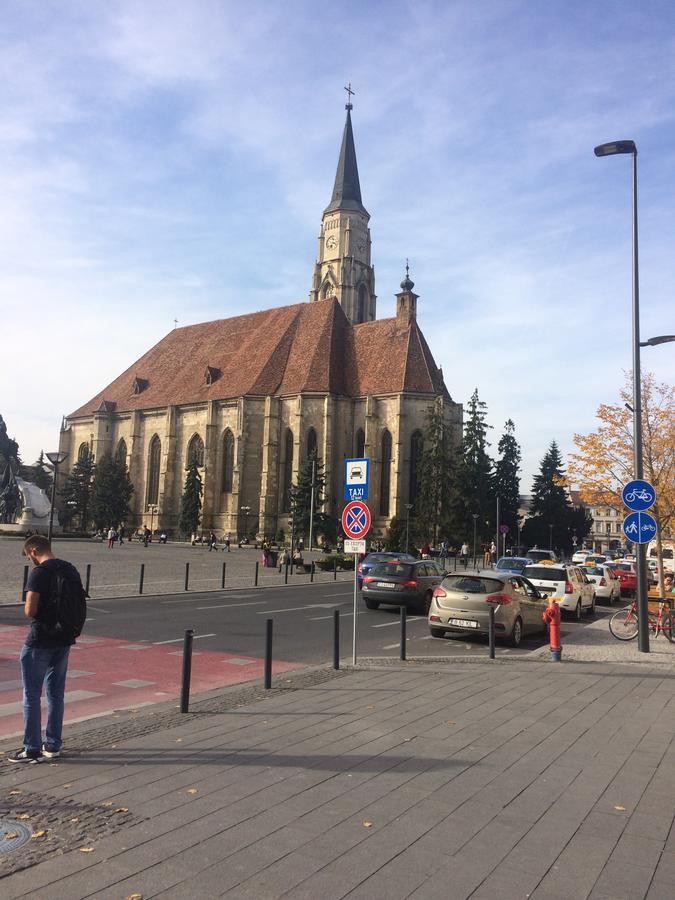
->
<box><xmin>90</xmin><ymin>452</ymin><xmax>134</xmax><ymax>529</ymax></box>
<box><xmin>451</xmin><ymin>389</ymin><xmax>493</xmax><ymax>544</ymax></box>
<box><xmin>178</xmin><ymin>460</ymin><xmax>202</xmax><ymax>537</ymax></box>
<box><xmin>31</xmin><ymin>451</ymin><xmax>53</xmax><ymax>494</ymax></box>
<box><xmin>290</xmin><ymin>452</ymin><xmax>336</xmax><ymax>545</ymax></box>
<box><xmin>59</xmin><ymin>452</ymin><xmax>95</xmax><ymax>530</ymax></box>
<box><xmin>494</xmin><ymin>420</ymin><xmax>521</xmax><ymax>544</ymax></box>
<box><xmin>415</xmin><ymin>399</ymin><xmax>456</xmax><ymax>544</ymax></box>
<box><xmin>383</xmin><ymin>515</ymin><xmax>406</xmax><ymax>552</ymax></box>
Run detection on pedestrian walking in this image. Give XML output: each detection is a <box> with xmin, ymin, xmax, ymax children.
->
<box><xmin>118</xmin><ymin>526</ymin><xmax>125</xmax><ymax>546</ymax></box>
<box><xmin>490</xmin><ymin>540</ymin><xmax>497</xmax><ymax>564</ymax></box>
<box><xmin>8</xmin><ymin>535</ymin><xmax>86</xmax><ymax>763</ymax></box>
<box><xmin>208</xmin><ymin>530</ymin><xmax>218</xmax><ymax>551</ymax></box>
<box><xmin>460</xmin><ymin>541</ymin><xmax>469</xmax><ymax>567</ymax></box>
<box><xmin>224</xmin><ymin>532</ymin><xmax>231</xmax><ymax>552</ymax></box>
<box><xmin>107</xmin><ymin>526</ymin><xmax>115</xmax><ymax>549</ymax></box>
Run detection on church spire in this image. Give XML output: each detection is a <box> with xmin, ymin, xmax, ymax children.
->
<box><xmin>324</xmin><ymin>86</ymin><xmax>367</xmax><ymax>216</ymax></box>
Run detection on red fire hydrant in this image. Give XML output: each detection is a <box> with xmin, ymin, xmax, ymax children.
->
<box><xmin>542</xmin><ymin>597</ymin><xmax>562</xmax><ymax>661</ymax></box>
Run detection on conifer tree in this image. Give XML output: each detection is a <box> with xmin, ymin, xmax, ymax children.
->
<box><xmin>178</xmin><ymin>460</ymin><xmax>202</xmax><ymax>537</ymax></box>
<box><xmin>59</xmin><ymin>451</ymin><xmax>95</xmax><ymax>530</ymax></box>
<box><xmin>289</xmin><ymin>452</ymin><xmax>335</xmax><ymax>545</ymax></box>
<box><xmin>451</xmin><ymin>389</ymin><xmax>493</xmax><ymax>544</ymax></box>
<box><xmin>494</xmin><ymin>420</ymin><xmax>521</xmax><ymax>544</ymax></box>
<box><xmin>90</xmin><ymin>452</ymin><xmax>134</xmax><ymax>528</ymax></box>
<box><xmin>32</xmin><ymin>450</ymin><xmax>53</xmax><ymax>494</ymax></box>
<box><xmin>415</xmin><ymin>399</ymin><xmax>455</xmax><ymax>544</ymax></box>
<box><xmin>522</xmin><ymin>440</ymin><xmax>589</xmax><ymax>551</ymax></box>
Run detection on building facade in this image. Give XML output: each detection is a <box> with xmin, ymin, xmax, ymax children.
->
<box><xmin>58</xmin><ymin>104</ymin><xmax>462</xmax><ymax>538</ymax></box>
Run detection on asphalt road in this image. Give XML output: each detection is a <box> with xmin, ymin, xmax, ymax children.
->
<box><xmin>0</xmin><ymin>580</ymin><xmax>613</xmax><ymax>665</ymax></box>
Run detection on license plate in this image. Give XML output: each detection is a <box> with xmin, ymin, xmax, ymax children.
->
<box><xmin>376</xmin><ymin>582</ymin><xmax>399</xmax><ymax>589</ymax></box>
<box><xmin>448</xmin><ymin>618</ymin><xmax>478</xmax><ymax>628</ymax></box>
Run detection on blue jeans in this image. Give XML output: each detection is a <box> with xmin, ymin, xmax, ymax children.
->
<box><xmin>20</xmin><ymin>645</ymin><xmax>70</xmax><ymax>753</ymax></box>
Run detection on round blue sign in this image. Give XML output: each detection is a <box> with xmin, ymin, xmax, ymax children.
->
<box><xmin>622</xmin><ymin>479</ymin><xmax>656</xmax><ymax>512</ymax></box>
<box><xmin>622</xmin><ymin>511</ymin><xmax>657</xmax><ymax>545</ymax></box>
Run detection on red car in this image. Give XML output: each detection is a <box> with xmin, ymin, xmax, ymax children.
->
<box><xmin>608</xmin><ymin>562</ymin><xmax>636</xmax><ymax>596</ymax></box>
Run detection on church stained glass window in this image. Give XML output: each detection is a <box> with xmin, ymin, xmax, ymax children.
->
<box><xmin>222</xmin><ymin>430</ymin><xmax>234</xmax><ymax>493</ymax></box>
<box><xmin>307</xmin><ymin>428</ymin><xmax>318</xmax><ymax>459</ymax></box>
<box><xmin>187</xmin><ymin>433</ymin><xmax>204</xmax><ymax>468</ymax></box>
<box><xmin>146</xmin><ymin>435</ymin><xmax>161</xmax><ymax>506</ymax></box>
<box><xmin>115</xmin><ymin>439</ymin><xmax>127</xmax><ymax>469</ymax></box>
<box><xmin>379</xmin><ymin>430</ymin><xmax>392</xmax><ymax>517</ymax></box>
<box><xmin>78</xmin><ymin>442</ymin><xmax>90</xmax><ymax>462</ymax></box>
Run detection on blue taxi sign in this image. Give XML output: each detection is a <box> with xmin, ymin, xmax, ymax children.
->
<box><xmin>344</xmin><ymin>457</ymin><xmax>369</xmax><ymax>502</ymax></box>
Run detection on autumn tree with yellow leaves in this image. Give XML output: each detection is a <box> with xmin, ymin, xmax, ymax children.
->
<box><xmin>569</xmin><ymin>373</ymin><xmax>675</xmax><ymax>588</ymax></box>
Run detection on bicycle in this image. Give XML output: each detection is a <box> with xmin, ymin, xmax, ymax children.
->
<box><xmin>609</xmin><ymin>599</ymin><xmax>673</xmax><ymax>642</ymax></box>
<box><xmin>624</xmin><ymin>488</ymin><xmax>654</xmax><ymax>504</ymax></box>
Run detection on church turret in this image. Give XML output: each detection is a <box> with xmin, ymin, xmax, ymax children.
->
<box><xmin>396</xmin><ymin>261</ymin><xmax>418</xmax><ymax>327</ymax></box>
<box><xmin>309</xmin><ymin>87</ymin><xmax>377</xmax><ymax>324</ymax></box>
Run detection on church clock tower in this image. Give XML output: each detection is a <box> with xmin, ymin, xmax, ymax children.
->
<box><xmin>309</xmin><ymin>89</ymin><xmax>377</xmax><ymax>324</ymax></box>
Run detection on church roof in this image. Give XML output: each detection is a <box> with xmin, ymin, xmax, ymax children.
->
<box><xmin>324</xmin><ymin>109</ymin><xmax>368</xmax><ymax>216</ymax></box>
<box><xmin>68</xmin><ymin>300</ymin><xmax>450</xmax><ymax>418</ymax></box>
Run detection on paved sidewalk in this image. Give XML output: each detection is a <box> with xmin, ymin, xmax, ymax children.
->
<box><xmin>1</xmin><ymin>659</ymin><xmax>674</xmax><ymax>899</ymax></box>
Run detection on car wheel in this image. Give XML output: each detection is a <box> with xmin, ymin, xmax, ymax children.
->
<box><xmin>419</xmin><ymin>591</ymin><xmax>433</xmax><ymax>615</ymax></box>
<box><xmin>430</xmin><ymin>626</ymin><xmax>446</xmax><ymax>638</ymax></box>
<box><xmin>364</xmin><ymin>597</ymin><xmax>380</xmax><ymax>610</ymax></box>
<box><xmin>509</xmin><ymin>617</ymin><xmax>523</xmax><ymax>647</ymax></box>
<box><xmin>575</xmin><ymin>600</ymin><xmax>582</xmax><ymax>621</ymax></box>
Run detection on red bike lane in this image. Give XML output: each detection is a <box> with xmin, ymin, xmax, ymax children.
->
<box><xmin>0</xmin><ymin>626</ymin><xmax>302</xmax><ymax>742</ymax></box>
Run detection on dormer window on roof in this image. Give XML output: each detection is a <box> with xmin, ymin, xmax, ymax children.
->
<box><xmin>205</xmin><ymin>366</ymin><xmax>221</xmax><ymax>386</ymax></box>
<box><xmin>132</xmin><ymin>377</ymin><xmax>148</xmax><ymax>395</ymax></box>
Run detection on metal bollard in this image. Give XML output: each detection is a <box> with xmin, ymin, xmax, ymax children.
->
<box><xmin>264</xmin><ymin>618</ymin><xmax>273</xmax><ymax>689</ymax></box>
<box><xmin>333</xmin><ymin>559</ymin><xmax>337</xmax><ymax>581</ymax></box>
<box><xmin>488</xmin><ymin>604</ymin><xmax>495</xmax><ymax>660</ymax></box>
<box><xmin>255</xmin><ymin>561</ymin><xmax>259</xmax><ymax>587</ymax></box>
<box><xmin>139</xmin><ymin>563</ymin><xmax>145</xmax><ymax>595</ymax></box>
<box><xmin>221</xmin><ymin>561</ymin><xmax>226</xmax><ymax>589</ymax></box>
<box><xmin>454</xmin><ymin>556</ymin><xmax>457</xmax><ymax>571</ymax></box>
<box><xmin>85</xmin><ymin>563</ymin><xmax>91</xmax><ymax>596</ymax></box>
<box><xmin>333</xmin><ymin>609</ymin><xmax>340</xmax><ymax>669</ymax></box>
<box><xmin>284</xmin><ymin>562</ymin><xmax>289</xmax><ymax>585</ymax></box>
<box><xmin>184</xmin><ymin>562</ymin><xmax>190</xmax><ymax>592</ymax></box>
<box><xmin>400</xmin><ymin>606</ymin><xmax>407</xmax><ymax>661</ymax></box>
<box><xmin>310</xmin><ymin>561</ymin><xmax>315</xmax><ymax>583</ymax></box>
<box><xmin>21</xmin><ymin>565</ymin><xmax>29</xmax><ymax>601</ymax></box>
<box><xmin>180</xmin><ymin>628</ymin><xmax>194</xmax><ymax>713</ymax></box>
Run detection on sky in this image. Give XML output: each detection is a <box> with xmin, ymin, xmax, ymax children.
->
<box><xmin>1</xmin><ymin>0</ymin><xmax>674</xmax><ymax>490</ymax></box>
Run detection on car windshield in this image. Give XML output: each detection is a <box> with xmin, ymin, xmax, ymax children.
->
<box><xmin>496</xmin><ymin>558</ymin><xmax>526</xmax><ymax>570</ymax></box>
<box><xmin>527</xmin><ymin>551</ymin><xmax>553</xmax><ymax>562</ymax></box>
<box><xmin>369</xmin><ymin>563</ymin><xmax>414</xmax><ymax>577</ymax></box>
<box><xmin>366</xmin><ymin>554</ymin><xmax>404</xmax><ymax>564</ymax></box>
<box><xmin>613</xmin><ymin>563</ymin><xmax>632</xmax><ymax>572</ymax></box>
<box><xmin>442</xmin><ymin>575</ymin><xmax>503</xmax><ymax>594</ymax></box>
<box><xmin>583</xmin><ymin>566</ymin><xmax>603</xmax><ymax>575</ymax></box>
<box><xmin>524</xmin><ymin>567</ymin><xmax>566</xmax><ymax>582</ymax></box>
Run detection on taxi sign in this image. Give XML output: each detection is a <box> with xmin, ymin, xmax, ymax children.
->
<box><xmin>344</xmin><ymin>457</ymin><xmax>370</xmax><ymax>502</ymax></box>
<box><xmin>341</xmin><ymin>500</ymin><xmax>371</xmax><ymax>540</ymax></box>
<box><xmin>344</xmin><ymin>539</ymin><xmax>366</xmax><ymax>554</ymax></box>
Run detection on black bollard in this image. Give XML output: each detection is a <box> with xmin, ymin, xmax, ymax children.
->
<box><xmin>333</xmin><ymin>558</ymin><xmax>337</xmax><ymax>581</ymax></box>
<box><xmin>184</xmin><ymin>562</ymin><xmax>190</xmax><ymax>592</ymax></box>
<box><xmin>310</xmin><ymin>561</ymin><xmax>315</xmax><ymax>583</ymax></box>
<box><xmin>488</xmin><ymin>604</ymin><xmax>495</xmax><ymax>660</ymax></box>
<box><xmin>139</xmin><ymin>563</ymin><xmax>145</xmax><ymax>595</ymax></box>
<box><xmin>21</xmin><ymin>565</ymin><xmax>29</xmax><ymax>601</ymax></box>
<box><xmin>180</xmin><ymin>629</ymin><xmax>194</xmax><ymax>713</ymax></box>
<box><xmin>221</xmin><ymin>561</ymin><xmax>226</xmax><ymax>589</ymax></box>
<box><xmin>264</xmin><ymin>618</ymin><xmax>273</xmax><ymax>689</ymax></box>
<box><xmin>255</xmin><ymin>561</ymin><xmax>259</xmax><ymax>587</ymax></box>
<box><xmin>85</xmin><ymin>563</ymin><xmax>91</xmax><ymax>596</ymax></box>
<box><xmin>284</xmin><ymin>562</ymin><xmax>289</xmax><ymax>585</ymax></box>
<box><xmin>400</xmin><ymin>606</ymin><xmax>407</xmax><ymax>661</ymax></box>
<box><xmin>333</xmin><ymin>609</ymin><xmax>340</xmax><ymax>670</ymax></box>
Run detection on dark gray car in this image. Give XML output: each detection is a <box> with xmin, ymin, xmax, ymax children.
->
<box><xmin>362</xmin><ymin>560</ymin><xmax>446</xmax><ymax>614</ymax></box>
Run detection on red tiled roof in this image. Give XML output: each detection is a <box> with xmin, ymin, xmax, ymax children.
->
<box><xmin>68</xmin><ymin>300</ymin><xmax>450</xmax><ymax>418</ymax></box>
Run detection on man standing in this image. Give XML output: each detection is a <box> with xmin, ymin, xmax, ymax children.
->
<box><xmin>8</xmin><ymin>535</ymin><xmax>84</xmax><ymax>763</ymax></box>
<box><xmin>460</xmin><ymin>541</ymin><xmax>469</xmax><ymax>567</ymax></box>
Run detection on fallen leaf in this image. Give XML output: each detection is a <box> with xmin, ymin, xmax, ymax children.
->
<box><xmin>9</xmin><ymin>790</ymin><xmax>21</xmax><ymax>796</ymax></box>
<box><xmin>101</xmin><ymin>801</ymin><xmax>114</xmax><ymax>807</ymax></box>
<box><xmin>4</xmin><ymin>832</ymin><xmax>19</xmax><ymax>840</ymax></box>
<box><xmin>125</xmin><ymin>895</ymin><xmax>143</xmax><ymax>900</ymax></box>
<box><xmin>362</xmin><ymin>821</ymin><xmax>373</xmax><ymax>828</ymax></box>
<box><xmin>62</xmin><ymin>784</ymin><xmax>72</xmax><ymax>788</ymax></box>
<box><xmin>70</xmin><ymin>818</ymin><xmax>80</xmax><ymax>823</ymax></box>
<box><xmin>49</xmin><ymin>763</ymin><xmax>59</xmax><ymax>767</ymax></box>
<box><xmin>175</xmin><ymin>738</ymin><xmax>182</xmax><ymax>743</ymax></box>
<box><xmin>16</xmin><ymin>814</ymin><xmax>30</xmax><ymax>821</ymax></box>
<box><xmin>31</xmin><ymin>830</ymin><xmax>47</xmax><ymax>839</ymax></box>
<box><xmin>366</xmin><ymin>705</ymin><xmax>374</xmax><ymax>709</ymax></box>
<box><xmin>447</xmin><ymin>721</ymin><xmax>456</xmax><ymax>725</ymax></box>
<box><xmin>614</xmin><ymin>805</ymin><xmax>626</xmax><ymax>811</ymax></box>
<box><xmin>186</xmin><ymin>788</ymin><xmax>198</xmax><ymax>795</ymax></box>
<box><xmin>79</xmin><ymin>847</ymin><xmax>95</xmax><ymax>853</ymax></box>
<box><xmin>116</xmin><ymin>808</ymin><xmax>129</xmax><ymax>813</ymax></box>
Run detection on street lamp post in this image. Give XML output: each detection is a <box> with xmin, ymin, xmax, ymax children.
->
<box><xmin>549</xmin><ymin>523</ymin><xmax>553</xmax><ymax>551</ymax></box>
<box><xmin>472</xmin><ymin>514</ymin><xmax>479</xmax><ymax>569</ymax></box>
<box><xmin>240</xmin><ymin>505</ymin><xmax>251</xmax><ymax>542</ymax></box>
<box><xmin>46</xmin><ymin>451</ymin><xmax>68</xmax><ymax>544</ymax></box>
<box><xmin>405</xmin><ymin>504</ymin><xmax>413</xmax><ymax>553</ymax></box>
<box><xmin>594</xmin><ymin>139</ymin><xmax>648</xmax><ymax>652</ymax></box>
<box><xmin>147</xmin><ymin>504</ymin><xmax>158</xmax><ymax>536</ymax></box>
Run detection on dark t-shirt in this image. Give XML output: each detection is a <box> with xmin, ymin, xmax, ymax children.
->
<box><xmin>25</xmin><ymin>558</ymin><xmax>79</xmax><ymax>648</ymax></box>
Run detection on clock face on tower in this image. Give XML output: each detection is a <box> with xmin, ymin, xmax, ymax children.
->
<box><xmin>325</xmin><ymin>235</ymin><xmax>338</xmax><ymax>250</ymax></box>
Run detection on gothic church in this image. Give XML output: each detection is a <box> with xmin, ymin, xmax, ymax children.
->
<box><xmin>59</xmin><ymin>102</ymin><xmax>463</xmax><ymax>538</ymax></box>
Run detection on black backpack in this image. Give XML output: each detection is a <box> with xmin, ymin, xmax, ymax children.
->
<box><xmin>47</xmin><ymin>563</ymin><xmax>88</xmax><ymax>638</ymax></box>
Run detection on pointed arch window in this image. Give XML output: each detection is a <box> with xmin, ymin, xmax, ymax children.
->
<box><xmin>357</xmin><ymin>284</ymin><xmax>368</xmax><ymax>323</ymax></box>
<box><xmin>187</xmin><ymin>433</ymin><xmax>204</xmax><ymax>468</ymax></box>
<box><xmin>306</xmin><ymin>427</ymin><xmax>318</xmax><ymax>460</ymax></box>
<box><xmin>379</xmin><ymin>430</ymin><xmax>392</xmax><ymax>517</ymax></box>
<box><xmin>355</xmin><ymin>428</ymin><xmax>365</xmax><ymax>458</ymax></box>
<box><xmin>282</xmin><ymin>429</ymin><xmax>294</xmax><ymax>512</ymax></box>
<box><xmin>78</xmin><ymin>442</ymin><xmax>90</xmax><ymax>462</ymax></box>
<box><xmin>409</xmin><ymin>430</ymin><xmax>424</xmax><ymax>505</ymax></box>
<box><xmin>221</xmin><ymin>429</ymin><xmax>234</xmax><ymax>493</ymax></box>
<box><xmin>146</xmin><ymin>435</ymin><xmax>161</xmax><ymax>506</ymax></box>
<box><xmin>115</xmin><ymin>439</ymin><xmax>127</xmax><ymax>469</ymax></box>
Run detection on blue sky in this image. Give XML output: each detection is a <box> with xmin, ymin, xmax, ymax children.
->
<box><xmin>1</xmin><ymin>0</ymin><xmax>674</xmax><ymax>489</ymax></box>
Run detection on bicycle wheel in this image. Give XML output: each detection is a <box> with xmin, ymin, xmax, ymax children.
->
<box><xmin>609</xmin><ymin>606</ymin><xmax>639</xmax><ymax>640</ymax></box>
<box><xmin>659</xmin><ymin>611</ymin><xmax>673</xmax><ymax>642</ymax></box>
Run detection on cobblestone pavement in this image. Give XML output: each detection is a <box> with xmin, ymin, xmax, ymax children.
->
<box><xmin>0</xmin><ymin>537</ymin><xmax>352</xmax><ymax>604</ymax></box>
<box><xmin>1</xmin><ymin>659</ymin><xmax>673</xmax><ymax>898</ymax></box>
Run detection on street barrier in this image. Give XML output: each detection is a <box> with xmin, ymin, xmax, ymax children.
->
<box><xmin>85</xmin><ymin>563</ymin><xmax>91</xmax><ymax>596</ymax></box>
<box><xmin>139</xmin><ymin>563</ymin><xmax>145</xmax><ymax>595</ymax></box>
<box><xmin>254</xmin><ymin>561</ymin><xmax>259</xmax><ymax>587</ymax></box>
<box><xmin>400</xmin><ymin>606</ymin><xmax>407</xmax><ymax>661</ymax></box>
<box><xmin>184</xmin><ymin>562</ymin><xmax>190</xmax><ymax>591</ymax></box>
<box><xmin>488</xmin><ymin>604</ymin><xmax>495</xmax><ymax>659</ymax></box>
<box><xmin>264</xmin><ymin>618</ymin><xmax>273</xmax><ymax>689</ymax></box>
<box><xmin>221</xmin><ymin>561</ymin><xmax>226</xmax><ymax>589</ymax></box>
<box><xmin>180</xmin><ymin>628</ymin><xmax>194</xmax><ymax>712</ymax></box>
<box><xmin>333</xmin><ymin>609</ymin><xmax>340</xmax><ymax>669</ymax></box>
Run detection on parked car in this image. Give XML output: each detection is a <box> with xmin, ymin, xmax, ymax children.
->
<box><xmin>581</xmin><ymin>564</ymin><xmax>620</xmax><ymax>605</ymax></box>
<box><xmin>362</xmin><ymin>560</ymin><xmax>445</xmax><ymax>614</ymax></box>
<box><xmin>607</xmin><ymin>561</ymin><xmax>637</xmax><ymax>596</ymax></box>
<box><xmin>428</xmin><ymin>571</ymin><xmax>547</xmax><ymax>647</ymax></box>
<box><xmin>527</xmin><ymin>549</ymin><xmax>558</xmax><ymax>563</ymax></box>
<box><xmin>522</xmin><ymin>564</ymin><xmax>595</xmax><ymax>619</ymax></box>
<box><xmin>495</xmin><ymin>556</ymin><xmax>532</xmax><ymax>574</ymax></box>
<box><xmin>357</xmin><ymin>551</ymin><xmax>416</xmax><ymax>588</ymax></box>
<box><xmin>571</xmin><ymin>549</ymin><xmax>591</xmax><ymax>565</ymax></box>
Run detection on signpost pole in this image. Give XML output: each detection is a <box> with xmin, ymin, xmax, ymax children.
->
<box><xmin>309</xmin><ymin>459</ymin><xmax>316</xmax><ymax>552</ymax></box>
<box><xmin>352</xmin><ymin>553</ymin><xmax>358</xmax><ymax>665</ymax></box>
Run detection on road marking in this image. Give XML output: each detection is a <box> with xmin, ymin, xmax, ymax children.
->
<box><xmin>322</xmin><ymin>591</ymin><xmax>353</xmax><ymax>597</ymax></box>
<box><xmin>196</xmin><ymin>601</ymin><xmax>268</xmax><ymax>610</ymax></box>
<box><xmin>87</xmin><ymin>605</ymin><xmax>110</xmax><ymax>613</ymax></box>
<box><xmin>309</xmin><ymin>610</ymin><xmax>367</xmax><ymax>620</ymax></box>
<box><xmin>372</xmin><ymin>617</ymin><xmax>424</xmax><ymax>628</ymax></box>
<box><xmin>382</xmin><ymin>642</ymin><xmax>406</xmax><ymax>650</ymax></box>
<box><xmin>257</xmin><ymin>604</ymin><xmax>340</xmax><ymax>615</ymax></box>
<box><xmin>162</xmin><ymin>593</ymin><xmax>260</xmax><ymax>604</ymax></box>
<box><xmin>153</xmin><ymin>633</ymin><xmax>217</xmax><ymax>645</ymax></box>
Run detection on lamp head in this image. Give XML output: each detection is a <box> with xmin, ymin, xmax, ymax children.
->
<box><xmin>46</xmin><ymin>451</ymin><xmax>68</xmax><ymax>467</ymax></box>
<box><xmin>594</xmin><ymin>140</ymin><xmax>636</xmax><ymax>157</ymax></box>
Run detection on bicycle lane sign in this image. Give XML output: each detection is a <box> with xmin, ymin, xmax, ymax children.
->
<box><xmin>622</xmin><ymin>479</ymin><xmax>656</xmax><ymax>512</ymax></box>
<box><xmin>622</xmin><ymin>511</ymin><xmax>657</xmax><ymax>545</ymax></box>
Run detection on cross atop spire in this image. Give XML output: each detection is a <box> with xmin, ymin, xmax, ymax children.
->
<box><xmin>344</xmin><ymin>82</ymin><xmax>355</xmax><ymax>110</ymax></box>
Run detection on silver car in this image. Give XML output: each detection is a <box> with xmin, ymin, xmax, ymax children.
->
<box><xmin>428</xmin><ymin>571</ymin><xmax>547</xmax><ymax>647</ymax></box>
